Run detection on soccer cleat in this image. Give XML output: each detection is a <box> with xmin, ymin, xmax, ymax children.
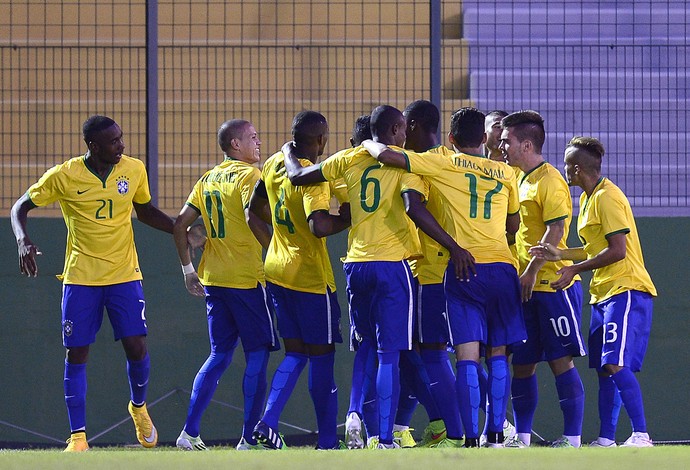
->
<box><xmin>345</xmin><ymin>412</ymin><xmax>365</xmax><ymax>449</ymax></box>
<box><xmin>393</xmin><ymin>427</ymin><xmax>416</xmax><ymax>448</ymax></box>
<box><xmin>589</xmin><ymin>437</ymin><xmax>617</xmax><ymax>448</ymax></box>
<box><xmin>64</xmin><ymin>431</ymin><xmax>89</xmax><ymax>452</ymax></box>
<box><xmin>431</xmin><ymin>437</ymin><xmax>465</xmax><ymax>449</ymax></box>
<box><xmin>366</xmin><ymin>436</ymin><xmax>380</xmax><ymax>449</ymax></box>
<box><xmin>621</xmin><ymin>432</ymin><xmax>654</xmax><ymax>448</ymax></box>
<box><xmin>377</xmin><ymin>441</ymin><xmax>401</xmax><ymax>449</ymax></box>
<box><xmin>128</xmin><ymin>401</ymin><xmax>158</xmax><ymax>448</ymax></box>
<box><xmin>176</xmin><ymin>430</ymin><xmax>207</xmax><ymax>451</ymax></box>
<box><xmin>236</xmin><ymin>436</ymin><xmax>267</xmax><ymax>451</ymax></box>
<box><xmin>417</xmin><ymin>420</ymin><xmax>447</xmax><ymax>447</ymax></box>
<box><xmin>504</xmin><ymin>435</ymin><xmax>528</xmax><ymax>448</ymax></box>
<box><xmin>253</xmin><ymin>420</ymin><xmax>287</xmax><ymax>450</ymax></box>
<box><xmin>502</xmin><ymin>420</ymin><xmax>517</xmax><ymax>443</ymax></box>
<box><xmin>550</xmin><ymin>436</ymin><xmax>575</xmax><ymax>448</ymax></box>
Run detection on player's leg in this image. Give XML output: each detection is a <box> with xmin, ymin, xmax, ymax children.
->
<box><xmin>393</xmin><ymin>365</ymin><xmax>418</xmax><ymax>447</ymax></box>
<box><xmin>454</xmin><ymin>342</ymin><xmax>482</xmax><ymax>447</ymax></box>
<box><xmin>61</xmin><ymin>284</ymin><xmax>105</xmax><ymax>452</ymax></box>
<box><xmin>486</xmin><ymin>347</ymin><xmax>510</xmax><ymax>447</ymax></box>
<box><xmin>509</xmin><ymin>363</ymin><xmax>538</xmax><ymax>447</ymax></box>
<box><xmin>345</xmin><ymin>335</ymin><xmax>371</xmax><ymax>449</ymax></box>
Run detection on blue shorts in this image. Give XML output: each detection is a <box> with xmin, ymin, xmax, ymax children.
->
<box><xmin>267</xmin><ymin>282</ymin><xmax>343</xmax><ymax>345</ymax></box>
<box><xmin>417</xmin><ymin>281</ymin><xmax>450</xmax><ymax>345</ymax></box>
<box><xmin>205</xmin><ymin>284</ymin><xmax>280</xmax><ymax>353</ymax></box>
<box><xmin>445</xmin><ymin>262</ymin><xmax>525</xmax><ymax>348</ymax></box>
<box><xmin>512</xmin><ymin>281</ymin><xmax>586</xmax><ymax>365</ymax></box>
<box><xmin>344</xmin><ymin>261</ymin><xmax>415</xmax><ymax>351</ymax></box>
<box><xmin>61</xmin><ymin>281</ymin><xmax>147</xmax><ymax>347</ymax></box>
<box><xmin>589</xmin><ymin>290</ymin><xmax>653</xmax><ymax>372</ymax></box>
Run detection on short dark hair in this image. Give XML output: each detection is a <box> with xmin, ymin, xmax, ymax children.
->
<box><xmin>292</xmin><ymin>111</ymin><xmax>328</xmax><ymax>143</ymax></box>
<box><xmin>486</xmin><ymin>109</ymin><xmax>509</xmax><ymax>120</ymax></box>
<box><xmin>217</xmin><ymin>119</ymin><xmax>250</xmax><ymax>152</ymax></box>
<box><xmin>404</xmin><ymin>100</ymin><xmax>439</xmax><ymax>133</ymax></box>
<box><xmin>449</xmin><ymin>107</ymin><xmax>486</xmax><ymax>148</ymax></box>
<box><xmin>351</xmin><ymin>115</ymin><xmax>372</xmax><ymax>146</ymax></box>
<box><xmin>370</xmin><ymin>105</ymin><xmax>403</xmax><ymax>138</ymax></box>
<box><xmin>501</xmin><ymin>110</ymin><xmax>545</xmax><ymax>153</ymax></box>
<box><xmin>83</xmin><ymin>115</ymin><xmax>116</xmax><ymax>142</ymax></box>
<box><xmin>567</xmin><ymin>136</ymin><xmax>605</xmax><ymax>172</ymax></box>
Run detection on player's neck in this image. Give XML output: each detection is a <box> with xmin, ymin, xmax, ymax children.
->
<box><xmin>455</xmin><ymin>145</ymin><xmax>483</xmax><ymax>157</ymax></box>
<box><xmin>409</xmin><ymin>135</ymin><xmax>438</xmax><ymax>152</ymax></box>
<box><xmin>291</xmin><ymin>143</ymin><xmax>320</xmax><ymax>164</ymax></box>
<box><xmin>84</xmin><ymin>152</ymin><xmax>114</xmax><ymax>178</ymax></box>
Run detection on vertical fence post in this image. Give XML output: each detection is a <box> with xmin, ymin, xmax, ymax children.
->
<box><xmin>430</xmin><ymin>0</ymin><xmax>442</xmax><ymax>132</ymax></box>
<box><xmin>146</xmin><ymin>0</ymin><xmax>159</xmax><ymax>205</ymax></box>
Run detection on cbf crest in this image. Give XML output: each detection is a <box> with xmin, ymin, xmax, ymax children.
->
<box><xmin>63</xmin><ymin>319</ymin><xmax>74</xmax><ymax>337</ymax></box>
<box><xmin>116</xmin><ymin>175</ymin><xmax>130</xmax><ymax>195</ymax></box>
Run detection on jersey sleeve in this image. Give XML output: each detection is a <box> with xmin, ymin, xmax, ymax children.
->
<box><xmin>303</xmin><ymin>181</ymin><xmax>332</xmax><ymax>217</ymax></box>
<box><xmin>400</xmin><ymin>171</ymin><xmax>427</xmax><ymax>200</ymax></box>
<box><xmin>506</xmin><ymin>171</ymin><xmax>520</xmax><ymax>215</ymax></box>
<box><xmin>405</xmin><ymin>149</ymin><xmax>445</xmax><ymax>177</ymax></box>
<box><xmin>131</xmin><ymin>159</ymin><xmax>152</xmax><ymax>205</ymax></box>
<box><xmin>26</xmin><ymin>165</ymin><xmax>64</xmax><ymax>207</ymax></box>
<box><xmin>598</xmin><ymin>191</ymin><xmax>631</xmax><ymax>237</ymax></box>
<box><xmin>330</xmin><ymin>178</ymin><xmax>349</xmax><ymax>204</ymax></box>
<box><xmin>185</xmin><ymin>177</ymin><xmax>204</xmax><ymax>212</ymax></box>
<box><xmin>540</xmin><ymin>175</ymin><xmax>571</xmax><ymax>224</ymax></box>
<box><xmin>239</xmin><ymin>167</ymin><xmax>261</xmax><ymax>208</ymax></box>
<box><xmin>319</xmin><ymin>150</ymin><xmax>346</xmax><ymax>181</ymax></box>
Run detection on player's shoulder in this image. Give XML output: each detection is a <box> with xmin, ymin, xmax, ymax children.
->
<box><xmin>261</xmin><ymin>152</ymin><xmax>284</xmax><ymax>175</ymax></box>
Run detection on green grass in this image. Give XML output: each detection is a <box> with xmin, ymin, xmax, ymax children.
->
<box><xmin>2</xmin><ymin>446</ymin><xmax>690</xmax><ymax>470</ymax></box>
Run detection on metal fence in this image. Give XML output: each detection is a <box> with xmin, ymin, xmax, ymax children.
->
<box><xmin>1</xmin><ymin>0</ymin><xmax>687</xmax><ymax>216</ymax></box>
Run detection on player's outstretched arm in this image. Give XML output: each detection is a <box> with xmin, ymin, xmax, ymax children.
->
<box><xmin>173</xmin><ymin>205</ymin><xmax>205</xmax><ymax>297</ymax></box>
<box><xmin>281</xmin><ymin>142</ymin><xmax>327</xmax><ymax>186</ymax></box>
<box><xmin>361</xmin><ymin>139</ymin><xmax>407</xmax><ymax>169</ymax></box>
<box><xmin>11</xmin><ymin>193</ymin><xmax>42</xmax><ymax>277</ymax></box>
<box><xmin>133</xmin><ymin>201</ymin><xmax>174</xmax><ymax>234</ymax></box>
<box><xmin>403</xmin><ymin>191</ymin><xmax>476</xmax><ymax>280</ymax></box>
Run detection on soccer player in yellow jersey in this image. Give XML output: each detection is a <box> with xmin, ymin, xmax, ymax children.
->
<box><xmin>282</xmin><ymin>105</ymin><xmax>470</xmax><ymax>449</ymax></box>
<box><xmin>171</xmin><ymin>120</ymin><xmax>279</xmax><ymax>451</ymax></box>
<box><xmin>248</xmin><ymin>111</ymin><xmax>350</xmax><ymax>450</ymax></box>
<box><xmin>363</xmin><ymin>107</ymin><xmax>526</xmax><ymax>448</ymax></box>
<box><xmin>10</xmin><ymin>116</ymin><xmax>174</xmax><ymax>451</ymax></box>
<box><xmin>498</xmin><ymin>111</ymin><xmax>585</xmax><ymax>449</ymax></box>
<box><xmin>484</xmin><ymin>110</ymin><xmax>509</xmax><ymax>162</ymax></box>
<box><xmin>531</xmin><ymin>136</ymin><xmax>656</xmax><ymax>448</ymax></box>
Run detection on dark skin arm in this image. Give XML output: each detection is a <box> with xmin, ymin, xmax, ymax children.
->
<box><xmin>281</xmin><ymin>141</ymin><xmax>328</xmax><ymax>185</ymax></box>
<box><xmin>248</xmin><ymin>180</ymin><xmax>273</xmax><ymax>250</ymax></box>
<box><xmin>403</xmin><ymin>191</ymin><xmax>476</xmax><ymax>280</ymax></box>
<box><xmin>506</xmin><ymin>212</ymin><xmax>520</xmax><ymax>235</ymax></box>
<box><xmin>361</xmin><ymin>140</ymin><xmax>408</xmax><ymax>169</ymax></box>
<box><xmin>133</xmin><ymin>201</ymin><xmax>174</xmax><ymax>233</ymax></box>
<box><xmin>308</xmin><ymin>204</ymin><xmax>351</xmax><ymax>238</ymax></box>
<box><xmin>11</xmin><ymin>193</ymin><xmax>41</xmax><ymax>277</ymax></box>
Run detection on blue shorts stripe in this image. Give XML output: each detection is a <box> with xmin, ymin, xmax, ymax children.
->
<box><xmin>618</xmin><ymin>291</ymin><xmax>632</xmax><ymax>366</ymax></box>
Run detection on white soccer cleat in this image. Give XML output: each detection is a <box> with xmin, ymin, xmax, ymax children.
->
<box><xmin>589</xmin><ymin>437</ymin><xmax>617</xmax><ymax>448</ymax></box>
<box><xmin>345</xmin><ymin>412</ymin><xmax>365</xmax><ymax>449</ymax></box>
<box><xmin>176</xmin><ymin>430</ymin><xmax>207</xmax><ymax>451</ymax></box>
<box><xmin>621</xmin><ymin>432</ymin><xmax>653</xmax><ymax>448</ymax></box>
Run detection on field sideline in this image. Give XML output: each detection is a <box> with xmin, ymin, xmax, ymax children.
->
<box><xmin>1</xmin><ymin>446</ymin><xmax>689</xmax><ymax>470</ymax></box>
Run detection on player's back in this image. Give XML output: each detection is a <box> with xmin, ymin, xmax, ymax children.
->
<box><xmin>405</xmin><ymin>150</ymin><xmax>518</xmax><ymax>265</ymax></box>
<box><xmin>262</xmin><ymin>151</ymin><xmax>337</xmax><ymax>294</ymax></box>
<box><xmin>319</xmin><ymin>145</ymin><xmax>423</xmax><ymax>263</ymax></box>
<box><xmin>187</xmin><ymin>159</ymin><xmax>264</xmax><ymax>289</ymax></box>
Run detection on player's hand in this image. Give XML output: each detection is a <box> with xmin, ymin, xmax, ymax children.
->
<box><xmin>17</xmin><ymin>238</ymin><xmax>42</xmax><ymax>277</ymax></box>
<box><xmin>519</xmin><ymin>270</ymin><xmax>537</xmax><ymax>302</ymax></box>
<box><xmin>449</xmin><ymin>245</ymin><xmax>476</xmax><ymax>281</ymax></box>
<box><xmin>529</xmin><ymin>242</ymin><xmax>562</xmax><ymax>261</ymax></box>
<box><xmin>187</xmin><ymin>224</ymin><xmax>207</xmax><ymax>260</ymax></box>
<box><xmin>551</xmin><ymin>265</ymin><xmax>577</xmax><ymax>290</ymax></box>
<box><xmin>184</xmin><ymin>271</ymin><xmax>205</xmax><ymax>297</ymax></box>
<box><xmin>338</xmin><ymin>203</ymin><xmax>351</xmax><ymax>225</ymax></box>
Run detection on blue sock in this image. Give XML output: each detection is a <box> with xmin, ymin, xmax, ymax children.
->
<box><xmin>555</xmin><ymin>368</ymin><xmax>585</xmax><ymax>436</ymax></box>
<box><xmin>611</xmin><ymin>368</ymin><xmax>647</xmax><ymax>433</ymax></box>
<box><xmin>262</xmin><ymin>352</ymin><xmax>308</xmax><ymax>429</ymax></box>
<box><xmin>348</xmin><ymin>340</ymin><xmax>372</xmax><ymax>415</ymax></box>
<box><xmin>183</xmin><ymin>351</ymin><xmax>233</xmax><ymax>437</ymax></box>
<box><xmin>400</xmin><ymin>350</ymin><xmax>440</xmax><ymax>421</ymax></box>
<box><xmin>456</xmin><ymin>360</ymin><xmax>481</xmax><ymax>438</ymax></box>
<box><xmin>127</xmin><ymin>353</ymin><xmax>151</xmax><ymax>406</ymax></box>
<box><xmin>487</xmin><ymin>356</ymin><xmax>510</xmax><ymax>434</ymax></box>
<box><xmin>478</xmin><ymin>364</ymin><xmax>489</xmax><ymax>435</ymax></box>
<box><xmin>421</xmin><ymin>349</ymin><xmax>462</xmax><ymax>439</ymax></box>
<box><xmin>395</xmin><ymin>373</ymin><xmax>418</xmax><ymax>427</ymax></box>
<box><xmin>309</xmin><ymin>352</ymin><xmax>338</xmax><ymax>449</ymax></box>
<box><xmin>361</xmin><ymin>341</ymin><xmax>379</xmax><ymax>438</ymax></box>
<box><xmin>64</xmin><ymin>361</ymin><xmax>87</xmax><ymax>432</ymax></box>
<box><xmin>242</xmin><ymin>348</ymin><xmax>269</xmax><ymax>444</ymax></box>
<box><xmin>511</xmin><ymin>374</ymin><xmax>538</xmax><ymax>435</ymax></box>
<box><xmin>377</xmin><ymin>350</ymin><xmax>400</xmax><ymax>445</ymax></box>
<box><xmin>598</xmin><ymin>375</ymin><xmax>622</xmax><ymax>440</ymax></box>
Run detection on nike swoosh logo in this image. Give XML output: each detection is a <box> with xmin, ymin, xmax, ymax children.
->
<box><xmin>602</xmin><ymin>350</ymin><xmax>614</xmax><ymax>357</ymax></box>
<box><xmin>429</xmin><ymin>382</ymin><xmax>439</xmax><ymax>387</ymax></box>
<box><xmin>143</xmin><ymin>426</ymin><xmax>157</xmax><ymax>444</ymax></box>
<box><xmin>77</xmin><ymin>189</ymin><xmax>89</xmax><ymax>194</ymax></box>
<box><xmin>137</xmin><ymin>380</ymin><xmax>149</xmax><ymax>387</ymax></box>
<box><xmin>331</xmin><ymin>387</ymin><xmax>338</xmax><ymax>394</ymax></box>
<box><xmin>431</xmin><ymin>432</ymin><xmax>445</xmax><ymax>440</ymax></box>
